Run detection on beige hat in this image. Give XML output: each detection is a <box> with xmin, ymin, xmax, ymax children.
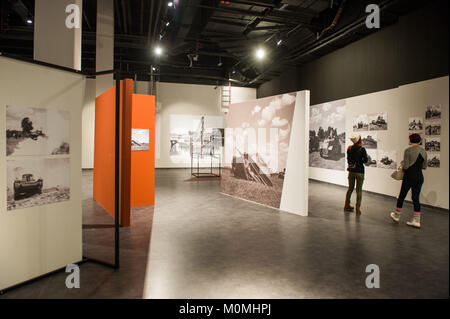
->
<box><xmin>350</xmin><ymin>134</ymin><xmax>361</xmax><ymax>144</ymax></box>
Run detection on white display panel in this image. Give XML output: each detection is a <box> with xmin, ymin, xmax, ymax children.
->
<box><xmin>0</xmin><ymin>56</ymin><xmax>84</xmax><ymax>290</ymax></box>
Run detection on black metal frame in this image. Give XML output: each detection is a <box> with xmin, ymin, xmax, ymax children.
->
<box><xmin>0</xmin><ymin>53</ymin><xmax>121</xmax><ymax>294</ymax></box>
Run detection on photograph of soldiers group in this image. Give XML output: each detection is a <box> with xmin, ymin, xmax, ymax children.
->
<box><xmin>368</xmin><ymin>112</ymin><xmax>388</xmax><ymax>131</ymax></box>
<box><xmin>409</xmin><ymin>117</ymin><xmax>423</xmax><ymax>131</ymax></box>
<box><xmin>425</xmin><ymin>121</ymin><xmax>441</xmax><ymax>135</ymax></box>
<box><xmin>425</xmin><ymin>105</ymin><xmax>441</xmax><ymax>120</ymax></box>
<box><xmin>425</xmin><ymin>138</ymin><xmax>440</xmax><ymax>152</ymax></box>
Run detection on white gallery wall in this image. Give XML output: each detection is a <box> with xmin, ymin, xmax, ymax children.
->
<box><xmin>0</xmin><ymin>57</ymin><xmax>84</xmax><ymax>290</ymax></box>
<box><xmin>309</xmin><ymin>76</ymin><xmax>449</xmax><ymax>209</ymax></box>
<box><xmin>82</xmin><ymin>79</ymin><xmax>96</xmax><ymax>168</ymax></box>
<box><xmin>154</xmin><ymin>82</ymin><xmax>256</xmax><ymax>168</ymax></box>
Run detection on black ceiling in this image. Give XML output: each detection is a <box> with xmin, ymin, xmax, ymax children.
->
<box><xmin>0</xmin><ymin>0</ymin><xmax>430</xmax><ymax>87</ymax></box>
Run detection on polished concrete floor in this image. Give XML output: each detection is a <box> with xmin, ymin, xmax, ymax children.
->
<box><xmin>1</xmin><ymin>169</ymin><xmax>448</xmax><ymax>298</ymax></box>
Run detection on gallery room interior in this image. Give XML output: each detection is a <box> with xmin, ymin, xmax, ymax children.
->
<box><xmin>0</xmin><ymin>0</ymin><xmax>448</xmax><ymax>302</ymax></box>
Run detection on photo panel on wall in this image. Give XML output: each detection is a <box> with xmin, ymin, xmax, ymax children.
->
<box><xmin>361</xmin><ymin>132</ymin><xmax>378</xmax><ymax>149</ymax></box>
<box><xmin>353</xmin><ymin>114</ymin><xmax>369</xmax><ymax>132</ymax></box>
<box><xmin>131</xmin><ymin>129</ymin><xmax>150</xmax><ymax>151</ymax></box>
<box><xmin>365</xmin><ymin>149</ymin><xmax>377</xmax><ymax>167</ymax></box>
<box><xmin>377</xmin><ymin>150</ymin><xmax>397</xmax><ymax>170</ymax></box>
<box><xmin>425</xmin><ymin>137</ymin><xmax>440</xmax><ymax>152</ymax></box>
<box><xmin>408</xmin><ymin>117</ymin><xmax>424</xmax><ymax>131</ymax></box>
<box><xmin>7</xmin><ymin>158</ymin><xmax>70</xmax><ymax>211</ymax></box>
<box><xmin>6</xmin><ymin>105</ymin><xmax>70</xmax><ymax>156</ymax></box>
<box><xmin>425</xmin><ymin>120</ymin><xmax>441</xmax><ymax>136</ymax></box>
<box><xmin>368</xmin><ymin>112</ymin><xmax>388</xmax><ymax>131</ymax></box>
<box><xmin>427</xmin><ymin>153</ymin><xmax>440</xmax><ymax>168</ymax></box>
<box><xmin>425</xmin><ymin>105</ymin><xmax>441</xmax><ymax>120</ymax></box>
<box><xmin>309</xmin><ymin>100</ymin><xmax>346</xmax><ymax>171</ymax></box>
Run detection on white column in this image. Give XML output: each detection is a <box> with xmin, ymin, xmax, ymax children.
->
<box><xmin>96</xmin><ymin>0</ymin><xmax>114</xmax><ymax>97</ymax></box>
<box><xmin>34</xmin><ymin>0</ymin><xmax>82</xmax><ymax>70</ymax></box>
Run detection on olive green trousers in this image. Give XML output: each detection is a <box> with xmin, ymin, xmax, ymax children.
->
<box><xmin>346</xmin><ymin>172</ymin><xmax>365</xmax><ymax>205</ymax></box>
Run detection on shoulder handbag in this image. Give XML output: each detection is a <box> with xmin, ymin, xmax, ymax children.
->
<box><xmin>391</xmin><ymin>165</ymin><xmax>404</xmax><ymax>181</ymax></box>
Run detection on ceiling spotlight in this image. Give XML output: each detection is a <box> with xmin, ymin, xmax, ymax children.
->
<box><xmin>168</xmin><ymin>2</ymin><xmax>174</xmax><ymax>7</ymax></box>
<box><xmin>152</xmin><ymin>66</ymin><xmax>157</xmax><ymax>71</ymax></box>
<box><xmin>277</xmin><ymin>39</ymin><xmax>283</xmax><ymax>46</ymax></box>
<box><xmin>154</xmin><ymin>46</ymin><xmax>163</xmax><ymax>56</ymax></box>
<box><xmin>255</xmin><ymin>48</ymin><xmax>265</xmax><ymax>60</ymax></box>
<box><xmin>166</xmin><ymin>21</ymin><xmax>170</xmax><ymax>27</ymax></box>
<box><xmin>26</xmin><ymin>19</ymin><xmax>33</xmax><ymax>24</ymax></box>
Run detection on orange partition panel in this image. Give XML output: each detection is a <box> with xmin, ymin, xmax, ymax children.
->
<box><xmin>131</xmin><ymin>94</ymin><xmax>156</xmax><ymax>207</ymax></box>
<box><xmin>93</xmin><ymin>86</ymin><xmax>116</xmax><ymax>217</ymax></box>
<box><xmin>93</xmin><ymin>80</ymin><xmax>133</xmax><ymax>226</ymax></box>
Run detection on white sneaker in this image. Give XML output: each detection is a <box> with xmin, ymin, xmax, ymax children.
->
<box><xmin>406</xmin><ymin>216</ymin><xmax>421</xmax><ymax>229</ymax></box>
<box><xmin>390</xmin><ymin>211</ymin><xmax>401</xmax><ymax>222</ymax></box>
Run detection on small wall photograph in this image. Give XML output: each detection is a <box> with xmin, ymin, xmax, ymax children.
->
<box><xmin>427</xmin><ymin>153</ymin><xmax>440</xmax><ymax>168</ymax></box>
<box><xmin>369</xmin><ymin>112</ymin><xmax>388</xmax><ymax>131</ymax></box>
<box><xmin>131</xmin><ymin>129</ymin><xmax>149</xmax><ymax>151</ymax></box>
<box><xmin>425</xmin><ymin>105</ymin><xmax>441</xmax><ymax>120</ymax></box>
<box><xmin>425</xmin><ymin>137</ymin><xmax>441</xmax><ymax>152</ymax></box>
<box><xmin>425</xmin><ymin>121</ymin><xmax>441</xmax><ymax>135</ymax></box>
<box><xmin>309</xmin><ymin>100</ymin><xmax>346</xmax><ymax>171</ymax></box>
<box><xmin>409</xmin><ymin>117</ymin><xmax>423</xmax><ymax>131</ymax></box>
<box><xmin>6</xmin><ymin>105</ymin><xmax>70</xmax><ymax>156</ymax></box>
<box><xmin>365</xmin><ymin>149</ymin><xmax>377</xmax><ymax>167</ymax></box>
<box><xmin>7</xmin><ymin>158</ymin><xmax>70</xmax><ymax>211</ymax></box>
<box><xmin>377</xmin><ymin>150</ymin><xmax>397</xmax><ymax>169</ymax></box>
<box><xmin>361</xmin><ymin>132</ymin><xmax>378</xmax><ymax>149</ymax></box>
<box><xmin>353</xmin><ymin>114</ymin><xmax>369</xmax><ymax>131</ymax></box>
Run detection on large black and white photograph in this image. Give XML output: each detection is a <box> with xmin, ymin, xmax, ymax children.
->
<box><xmin>365</xmin><ymin>149</ymin><xmax>377</xmax><ymax>167</ymax></box>
<box><xmin>6</xmin><ymin>105</ymin><xmax>70</xmax><ymax>156</ymax></box>
<box><xmin>131</xmin><ymin>129</ymin><xmax>150</xmax><ymax>151</ymax></box>
<box><xmin>425</xmin><ymin>137</ymin><xmax>440</xmax><ymax>152</ymax></box>
<box><xmin>309</xmin><ymin>100</ymin><xmax>346</xmax><ymax>171</ymax></box>
<box><xmin>7</xmin><ymin>158</ymin><xmax>70</xmax><ymax>211</ymax></box>
<box><xmin>369</xmin><ymin>112</ymin><xmax>388</xmax><ymax>131</ymax></box>
<box><xmin>409</xmin><ymin>117</ymin><xmax>423</xmax><ymax>131</ymax></box>
<box><xmin>425</xmin><ymin>105</ymin><xmax>441</xmax><ymax>120</ymax></box>
<box><xmin>409</xmin><ymin>132</ymin><xmax>424</xmax><ymax>145</ymax></box>
<box><xmin>377</xmin><ymin>150</ymin><xmax>397</xmax><ymax>169</ymax></box>
<box><xmin>425</xmin><ymin>121</ymin><xmax>441</xmax><ymax>136</ymax></box>
<box><xmin>427</xmin><ymin>153</ymin><xmax>440</xmax><ymax>168</ymax></box>
<box><xmin>353</xmin><ymin>114</ymin><xmax>369</xmax><ymax>132</ymax></box>
<box><xmin>361</xmin><ymin>132</ymin><xmax>378</xmax><ymax>149</ymax></box>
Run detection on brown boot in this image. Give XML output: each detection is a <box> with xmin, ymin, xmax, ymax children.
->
<box><xmin>344</xmin><ymin>201</ymin><xmax>354</xmax><ymax>212</ymax></box>
<box><xmin>355</xmin><ymin>203</ymin><xmax>362</xmax><ymax>215</ymax></box>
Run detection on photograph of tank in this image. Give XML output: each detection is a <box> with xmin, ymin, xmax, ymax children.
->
<box><xmin>427</xmin><ymin>153</ymin><xmax>440</xmax><ymax>168</ymax></box>
<box><xmin>309</xmin><ymin>100</ymin><xmax>346</xmax><ymax>171</ymax></box>
<box><xmin>409</xmin><ymin>117</ymin><xmax>423</xmax><ymax>131</ymax></box>
<box><xmin>425</xmin><ymin>137</ymin><xmax>440</xmax><ymax>152</ymax></box>
<box><xmin>353</xmin><ymin>114</ymin><xmax>369</xmax><ymax>132</ymax></box>
<box><xmin>368</xmin><ymin>112</ymin><xmax>388</xmax><ymax>131</ymax></box>
<box><xmin>425</xmin><ymin>105</ymin><xmax>441</xmax><ymax>120</ymax></box>
<box><xmin>365</xmin><ymin>149</ymin><xmax>377</xmax><ymax>167</ymax></box>
<box><xmin>377</xmin><ymin>150</ymin><xmax>397</xmax><ymax>169</ymax></box>
<box><xmin>131</xmin><ymin>129</ymin><xmax>150</xmax><ymax>151</ymax></box>
<box><xmin>6</xmin><ymin>105</ymin><xmax>70</xmax><ymax>156</ymax></box>
<box><xmin>7</xmin><ymin>158</ymin><xmax>70</xmax><ymax>211</ymax></box>
<box><xmin>169</xmin><ymin>114</ymin><xmax>223</xmax><ymax>165</ymax></box>
<box><xmin>409</xmin><ymin>132</ymin><xmax>424</xmax><ymax>145</ymax></box>
<box><xmin>222</xmin><ymin>93</ymin><xmax>297</xmax><ymax>209</ymax></box>
<box><xmin>361</xmin><ymin>132</ymin><xmax>378</xmax><ymax>149</ymax></box>
<box><xmin>425</xmin><ymin>121</ymin><xmax>441</xmax><ymax>136</ymax></box>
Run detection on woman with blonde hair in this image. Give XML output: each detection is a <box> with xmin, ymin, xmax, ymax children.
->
<box><xmin>344</xmin><ymin>134</ymin><xmax>368</xmax><ymax>214</ymax></box>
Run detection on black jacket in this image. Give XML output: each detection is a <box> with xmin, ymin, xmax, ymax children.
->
<box><xmin>347</xmin><ymin>144</ymin><xmax>368</xmax><ymax>174</ymax></box>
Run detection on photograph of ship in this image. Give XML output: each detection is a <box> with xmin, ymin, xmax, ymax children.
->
<box><xmin>427</xmin><ymin>153</ymin><xmax>440</xmax><ymax>168</ymax></box>
<box><xmin>409</xmin><ymin>133</ymin><xmax>423</xmax><ymax>145</ymax></box>
<box><xmin>222</xmin><ymin>93</ymin><xmax>297</xmax><ymax>209</ymax></box>
<box><xmin>7</xmin><ymin>158</ymin><xmax>70</xmax><ymax>211</ymax></box>
<box><xmin>131</xmin><ymin>129</ymin><xmax>149</xmax><ymax>151</ymax></box>
<box><xmin>353</xmin><ymin>114</ymin><xmax>369</xmax><ymax>132</ymax></box>
<box><xmin>425</xmin><ymin>105</ymin><xmax>441</xmax><ymax>120</ymax></box>
<box><xmin>425</xmin><ymin>138</ymin><xmax>440</xmax><ymax>152</ymax></box>
<box><xmin>409</xmin><ymin>117</ymin><xmax>423</xmax><ymax>131</ymax></box>
<box><xmin>425</xmin><ymin>121</ymin><xmax>441</xmax><ymax>135</ymax></box>
<box><xmin>361</xmin><ymin>132</ymin><xmax>378</xmax><ymax>149</ymax></box>
<box><xmin>365</xmin><ymin>149</ymin><xmax>377</xmax><ymax>167</ymax></box>
<box><xmin>377</xmin><ymin>150</ymin><xmax>397</xmax><ymax>169</ymax></box>
<box><xmin>6</xmin><ymin>105</ymin><xmax>70</xmax><ymax>156</ymax></box>
<box><xmin>369</xmin><ymin>112</ymin><xmax>388</xmax><ymax>131</ymax></box>
<box><xmin>309</xmin><ymin>100</ymin><xmax>346</xmax><ymax>171</ymax></box>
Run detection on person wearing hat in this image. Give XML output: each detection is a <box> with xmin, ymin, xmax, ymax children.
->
<box><xmin>345</xmin><ymin>134</ymin><xmax>368</xmax><ymax>214</ymax></box>
<box><xmin>390</xmin><ymin>133</ymin><xmax>427</xmax><ymax>228</ymax></box>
